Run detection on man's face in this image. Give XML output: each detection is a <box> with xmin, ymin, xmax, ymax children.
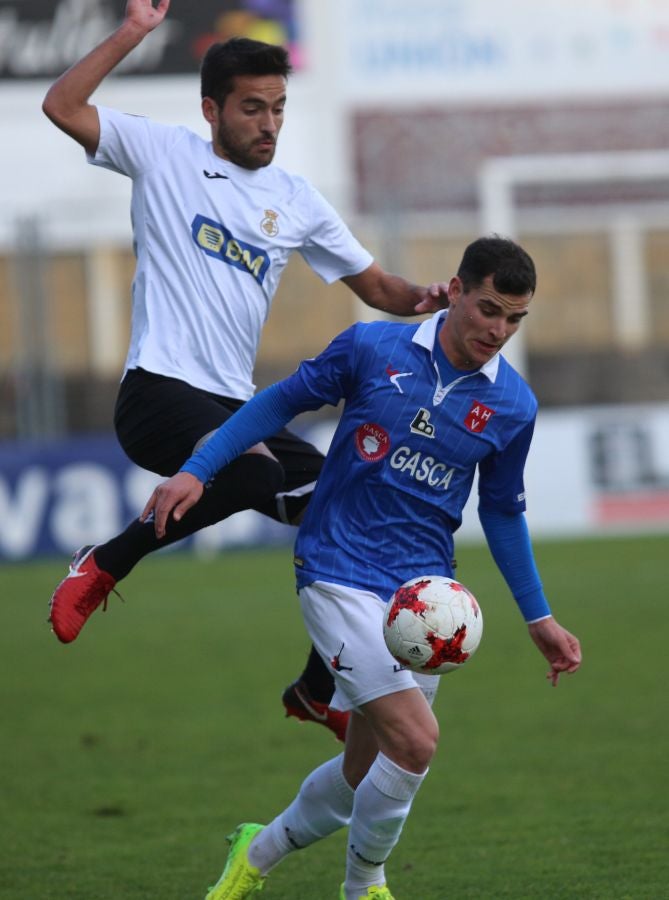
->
<box><xmin>439</xmin><ymin>274</ymin><xmax>532</xmax><ymax>369</ymax></box>
<box><xmin>202</xmin><ymin>74</ymin><xmax>286</xmax><ymax>169</ymax></box>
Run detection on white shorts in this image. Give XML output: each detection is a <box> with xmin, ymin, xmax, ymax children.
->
<box><xmin>299</xmin><ymin>580</ymin><xmax>440</xmax><ymax>713</ymax></box>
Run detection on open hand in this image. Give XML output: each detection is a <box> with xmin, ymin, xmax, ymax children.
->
<box><xmin>125</xmin><ymin>0</ymin><xmax>171</xmax><ymax>34</ymax></box>
<box><xmin>414</xmin><ymin>281</ymin><xmax>450</xmax><ymax>314</ymax></box>
<box><xmin>140</xmin><ymin>471</ymin><xmax>204</xmax><ymax>539</ymax></box>
<box><xmin>528</xmin><ymin>617</ymin><xmax>582</xmax><ymax>686</ymax></box>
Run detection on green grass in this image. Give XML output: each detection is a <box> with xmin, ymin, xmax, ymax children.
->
<box><xmin>2</xmin><ymin>534</ymin><xmax>668</xmax><ymax>899</ymax></box>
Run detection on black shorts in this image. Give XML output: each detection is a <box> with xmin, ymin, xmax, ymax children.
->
<box><xmin>114</xmin><ymin>368</ymin><xmax>324</xmax><ymax>523</ymax></box>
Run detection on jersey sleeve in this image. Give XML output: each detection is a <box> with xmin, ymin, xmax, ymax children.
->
<box><xmin>287</xmin><ymin>325</ymin><xmax>359</xmax><ymax>406</ymax></box>
<box><xmin>477</xmin><ymin>418</ymin><xmax>535</xmax><ymax>515</ymax></box>
<box><xmin>478</xmin><ymin>508</ymin><xmax>552</xmax><ymax>622</ymax></box>
<box><xmin>87</xmin><ymin>105</ymin><xmax>186</xmax><ymax>178</ymax></box>
<box><xmin>181</xmin><ymin>381</ymin><xmax>302</xmax><ymax>483</ymax></box>
<box><xmin>298</xmin><ymin>185</ymin><xmax>373</xmax><ymax>284</ymax></box>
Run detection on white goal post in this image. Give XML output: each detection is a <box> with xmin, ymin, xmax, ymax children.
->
<box><xmin>478</xmin><ymin>150</ymin><xmax>669</xmax><ymax>374</ymax></box>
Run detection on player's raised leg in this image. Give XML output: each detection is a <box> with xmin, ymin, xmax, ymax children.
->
<box><xmin>48</xmin><ymin>545</ymin><xmax>118</xmax><ymax>644</ymax></box>
<box><xmin>48</xmin><ymin>452</ymin><xmax>282</xmax><ymax>642</ymax></box>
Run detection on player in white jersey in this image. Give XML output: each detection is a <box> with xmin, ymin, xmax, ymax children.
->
<box><xmin>43</xmin><ymin>0</ymin><xmax>448</xmax><ymax>742</ymax></box>
<box><xmin>142</xmin><ymin>236</ymin><xmax>582</xmax><ymax>900</ymax></box>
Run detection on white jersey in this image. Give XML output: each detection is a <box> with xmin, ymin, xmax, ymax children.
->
<box><xmin>88</xmin><ymin>106</ymin><xmax>373</xmax><ymax>399</ymax></box>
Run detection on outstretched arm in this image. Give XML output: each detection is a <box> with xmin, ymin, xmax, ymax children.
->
<box><xmin>142</xmin><ymin>325</ymin><xmax>356</xmax><ymax>537</ymax></box>
<box><xmin>342</xmin><ymin>262</ymin><xmax>449</xmax><ymax>317</ymax></box>
<box><xmin>480</xmin><ymin>507</ymin><xmax>582</xmax><ymax>685</ymax></box>
<box><xmin>42</xmin><ymin>0</ymin><xmax>170</xmax><ymax>154</ymax></box>
<box><xmin>141</xmin><ymin>381</ymin><xmax>311</xmax><ymax>538</ymax></box>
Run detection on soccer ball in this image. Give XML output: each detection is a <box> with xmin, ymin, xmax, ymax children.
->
<box><xmin>383</xmin><ymin>575</ymin><xmax>483</xmax><ymax>675</ymax></box>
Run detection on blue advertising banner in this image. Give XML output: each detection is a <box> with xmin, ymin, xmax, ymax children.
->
<box><xmin>0</xmin><ymin>434</ymin><xmax>293</xmax><ymax>561</ymax></box>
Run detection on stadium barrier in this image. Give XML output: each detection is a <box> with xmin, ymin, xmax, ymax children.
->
<box><xmin>1</xmin><ymin>405</ymin><xmax>669</xmax><ymax>562</ymax></box>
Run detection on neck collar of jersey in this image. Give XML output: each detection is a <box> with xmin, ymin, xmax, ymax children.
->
<box><xmin>413</xmin><ymin>310</ymin><xmax>500</xmax><ymax>382</ymax></box>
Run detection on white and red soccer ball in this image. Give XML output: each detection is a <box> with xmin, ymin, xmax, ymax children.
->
<box><xmin>383</xmin><ymin>575</ymin><xmax>483</xmax><ymax>675</ymax></box>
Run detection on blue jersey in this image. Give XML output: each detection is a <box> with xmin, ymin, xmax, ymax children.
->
<box><xmin>182</xmin><ymin>310</ymin><xmax>542</xmax><ymax>611</ymax></box>
<box><xmin>277</xmin><ymin>312</ymin><xmax>537</xmax><ymax>601</ymax></box>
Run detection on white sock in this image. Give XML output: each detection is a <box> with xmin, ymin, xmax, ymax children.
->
<box><xmin>344</xmin><ymin>752</ymin><xmax>426</xmax><ymax>898</ymax></box>
<box><xmin>248</xmin><ymin>753</ymin><xmax>354</xmax><ymax>874</ymax></box>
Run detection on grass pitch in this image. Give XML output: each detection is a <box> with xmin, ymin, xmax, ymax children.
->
<box><xmin>1</xmin><ymin>534</ymin><xmax>667</xmax><ymax>899</ymax></box>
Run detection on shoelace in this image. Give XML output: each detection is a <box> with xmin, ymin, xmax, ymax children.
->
<box><xmin>73</xmin><ymin>585</ymin><xmax>123</xmax><ymax>616</ymax></box>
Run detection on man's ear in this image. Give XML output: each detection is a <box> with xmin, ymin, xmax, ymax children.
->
<box><xmin>447</xmin><ymin>276</ymin><xmax>463</xmax><ymax>306</ymax></box>
<box><xmin>201</xmin><ymin>97</ymin><xmax>217</xmax><ymax>124</ymax></box>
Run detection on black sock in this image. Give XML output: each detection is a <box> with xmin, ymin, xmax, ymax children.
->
<box><xmin>299</xmin><ymin>645</ymin><xmax>335</xmax><ymax>704</ymax></box>
<box><xmin>94</xmin><ymin>455</ymin><xmax>284</xmax><ymax>581</ymax></box>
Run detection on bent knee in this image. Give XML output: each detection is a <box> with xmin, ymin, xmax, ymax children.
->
<box><xmin>389</xmin><ymin>719</ymin><xmax>439</xmax><ymax>774</ymax></box>
<box><xmin>211</xmin><ymin>454</ymin><xmax>285</xmax><ymax>510</ymax></box>
<box><xmin>406</xmin><ymin>730</ymin><xmax>439</xmax><ymax>773</ymax></box>
<box><xmin>241</xmin><ymin>454</ymin><xmax>285</xmax><ymax>502</ymax></box>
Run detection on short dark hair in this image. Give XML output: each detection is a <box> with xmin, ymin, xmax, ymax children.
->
<box><xmin>457</xmin><ymin>235</ymin><xmax>537</xmax><ymax>297</ymax></box>
<box><xmin>200</xmin><ymin>38</ymin><xmax>292</xmax><ymax>106</ymax></box>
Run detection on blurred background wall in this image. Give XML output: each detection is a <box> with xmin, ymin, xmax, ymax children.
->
<box><xmin>1</xmin><ymin>0</ymin><xmax>669</xmax><ymax>557</ymax></box>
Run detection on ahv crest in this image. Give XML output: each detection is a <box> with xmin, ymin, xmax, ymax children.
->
<box><xmin>464</xmin><ymin>401</ymin><xmax>495</xmax><ymax>433</ymax></box>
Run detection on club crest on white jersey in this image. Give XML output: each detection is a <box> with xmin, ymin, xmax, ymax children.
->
<box><xmin>260</xmin><ymin>209</ymin><xmax>279</xmax><ymax>236</ymax></box>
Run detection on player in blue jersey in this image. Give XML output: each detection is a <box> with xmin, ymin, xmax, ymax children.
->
<box><xmin>42</xmin><ymin>0</ymin><xmax>449</xmax><ymax>742</ymax></box>
<box><xmin>141</xmin><ymin>236</ymin><xmax>582</xmax><ymax>900</ymax></box>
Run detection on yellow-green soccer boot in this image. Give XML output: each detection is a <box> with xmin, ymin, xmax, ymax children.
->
<box><xmin>338</xmin><ymin>885</ymin><xmax>396</xmax><ymax>900</ymax></box>
<box><xmin>205</xmin><ymin>823</ymin><xmax>266</xmax><ymax>899</ymax></box>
